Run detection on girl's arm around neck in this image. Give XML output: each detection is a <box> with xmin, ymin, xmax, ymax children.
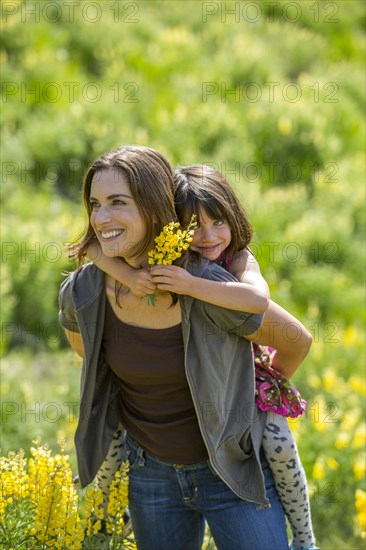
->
<box><xmin>229</xmin><ymin>249</ymin><xmax>270</xmax><ymax>297</ymax></box>
<box><xmin>151</xmin><ymin>264</ymin><xmax>270</xmax><ymax>314</ymax></box>
<box><xmin>86</xmin><ymin>241</ymin><xmax>155</xmax><ymax>297</ymax></box>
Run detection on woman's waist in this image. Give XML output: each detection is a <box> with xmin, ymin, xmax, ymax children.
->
<box><xmin>121</xmin><ymin>408</ymin><xmax>209</xmax><ymax>464</ymax></box>
<box><xmin>125</xmin><ymin>432</ymin><xmax>209</xmax><ymax>470</ymax></box>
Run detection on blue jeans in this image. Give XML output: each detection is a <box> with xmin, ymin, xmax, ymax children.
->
<box><xmin>123</xmin><ymin>433</ymin><xmax>288</xmax><ymax>550</ymax></box>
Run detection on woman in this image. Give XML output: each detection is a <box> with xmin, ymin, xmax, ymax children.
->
<box><xmin>59</xmin><ymin>145</ymin><xmax>289</xmax><ymax>550</ymax></box>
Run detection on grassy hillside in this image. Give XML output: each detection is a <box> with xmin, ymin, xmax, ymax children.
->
<box><xmin>1</xmin><ymin>1</ymin><xmax>365</xmax><ymax>547</ymax></box>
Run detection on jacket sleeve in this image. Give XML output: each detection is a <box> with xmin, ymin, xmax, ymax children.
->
<box><xmin>203</xmin><ymin>302</ymin><xmax>263</xmax><ymax>337</ymax></box>
<box><xmin>58</xmin><ymin>273</ymin><xmax>80</xmax><ymax>333</ymax></box>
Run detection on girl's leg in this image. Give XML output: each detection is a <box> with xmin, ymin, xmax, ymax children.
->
<box><xmin>262</xmin><ymin>415</ymin><xmax>317</xmax><ymax>549</ymax></box>
<box><xmin>96</xmin><ymin>425</ymin><xmax>124</xmax><ymax>513</ymax></box>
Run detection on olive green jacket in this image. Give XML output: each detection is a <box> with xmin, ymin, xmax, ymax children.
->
<box><xmin>59</xmin><ymin>260</ymin><xmax>269</xmax><ymax>505</ymax></box>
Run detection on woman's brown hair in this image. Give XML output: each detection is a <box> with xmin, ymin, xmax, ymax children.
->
<box><xmin>70</xmin><ymin>145</ymin><xmax>177</xmax><ymax>264</ymax></box>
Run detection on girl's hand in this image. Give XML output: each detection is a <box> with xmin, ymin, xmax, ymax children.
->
<box><xmin>151</xmin><ymin>265</ymin><xmax>194</xmax><ymax>295</ymax></box>
<box><xmin>86</xmin><ymin>240</ymin><xmax>155</xmax><ymax>297</ymax></box>
<box><xmin>128</xmin><ymin>268</ymin><xmax>156</xmax><ymax>297</ymax></box>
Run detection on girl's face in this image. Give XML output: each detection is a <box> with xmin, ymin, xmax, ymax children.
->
<box><xmin>89</xmin><ymin>168</ymin><xmax>148</xmax><ymax>267</ymax></box>
<box><xmin>190</xmin><ymin>207</ymin><xmax>232</xmax><ymax>262</ymax></box>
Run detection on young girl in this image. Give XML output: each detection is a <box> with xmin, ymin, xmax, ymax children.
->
<box><xmin>86</xmin><ymin>164</ymin><xmax>318</xmax><ymax>550</ymax></box>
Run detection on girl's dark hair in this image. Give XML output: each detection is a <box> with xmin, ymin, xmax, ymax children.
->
<box><xmin>174</xmin><ymin>165</ymin><xmax>252</xmax><ymax>257</ymax></box>
<box><xmin>70</xmin><ymin>145</ymin><xmax>176</xmax><ymax>264</ymax></box>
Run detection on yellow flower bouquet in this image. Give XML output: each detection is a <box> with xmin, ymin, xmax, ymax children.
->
<box><xmin>147</xmin><ymin>214</ymin><xmax>197</xmax><ymax>305</ymax></box>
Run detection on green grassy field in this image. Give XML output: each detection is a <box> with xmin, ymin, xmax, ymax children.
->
<box><xmin>1</xmin><ymin>0</ymin><xmax>365</xmax><ymax>547</ymax></box>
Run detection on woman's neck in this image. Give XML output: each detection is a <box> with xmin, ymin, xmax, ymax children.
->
<box><xmin>122</xmin><ymin>253</ymin><xmax>149</xmax><ymax>270</ymax></box>
<box><xmin>105</xmin><ymin>275</ymin><xmax>182</xmax><ymax>329</ymax></box>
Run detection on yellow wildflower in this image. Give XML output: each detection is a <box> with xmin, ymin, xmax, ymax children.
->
<box><xmin>28</xmin><ymin>444</ymin><xmax>83</xmax><ymax>549</ymax></box>
<box><xmin>0</xmin><ymin>449</ymin><xmax>28</xmax><ymax>518</ymax></box>
<box><xmin>80</xmin><ymin>485</ymin><xmax>105</xmax><ymax>537</ymax></box>
<box><xmin>278</xmin><ymin>117</ymin><xmax>292</xmax><ymax>136</ymax></box>
<box><xmin>341</xmin><ymin>409</ymin><xmax>361</xmax><ymax>432</ymax></box>
<box><xmin>326</xmin><ymin>457</ymin><xmax>339</xmax><ymax>470</ymax></box>
<box><xmin>352</xmin><ymin>424</ymin><xmax>366</xmax><ymax>450</ymax></box>
<box><xmin>312</xmin><ymin>458</ymin><xmax>325</xmax><ymax>481</ymax></box>
<box><xmin>309</xmin><ymin>396</ymin><xmax>328</xmax><ymax>432</ymax></box>
<box><xmin>335</xmin><ymin>431</ymin><xmax>351</xmax><ymax>449</ymax></box>
<box><xmin>323</xmin><ymin>368</ymin><xmax>337</xmax><ymax>391</ymax></box>
<box><xmin>353</xmin><ymin>455</ymin><xmax>366</xmax><ymax>481</ymax></box>
<box><xmin>147</xmin><ymin>214</ymin><xmax>196</xmax><ymax>305</ymax></box>
<box><xmin>106</xmin><ymin>460</ymin><xmax>130</xmax><ymax>536</ymax></box>
<box><xmin>355</xmin><ymin>489</ymin><xmax>366</xmax><ymax>539</ymax></box>
<box><xmin>0</xmin><ymin>443</ymin><xmax>136</xmax><ymax>548</ymax></box>
<box><xmin>348</xmin><ymin>375</ymin><xmax>366</xmax><ymax>397</ymax></box>
<box><xmin>344</xmin><ymin>325</ymin><xmax>364</xmax><ymax>348</ymax></box>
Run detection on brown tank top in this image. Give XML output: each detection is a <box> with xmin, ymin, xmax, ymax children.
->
<box><xmin>102</xmin><ymin>298</ymin><xmax>208</xmax><ymax>464</ymax></box>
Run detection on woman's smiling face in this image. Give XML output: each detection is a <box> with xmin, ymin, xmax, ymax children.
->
<box><xmin>89</xmin><ymin>168</ymin><xmax>147</xmax><ymax>266</ymax></box>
